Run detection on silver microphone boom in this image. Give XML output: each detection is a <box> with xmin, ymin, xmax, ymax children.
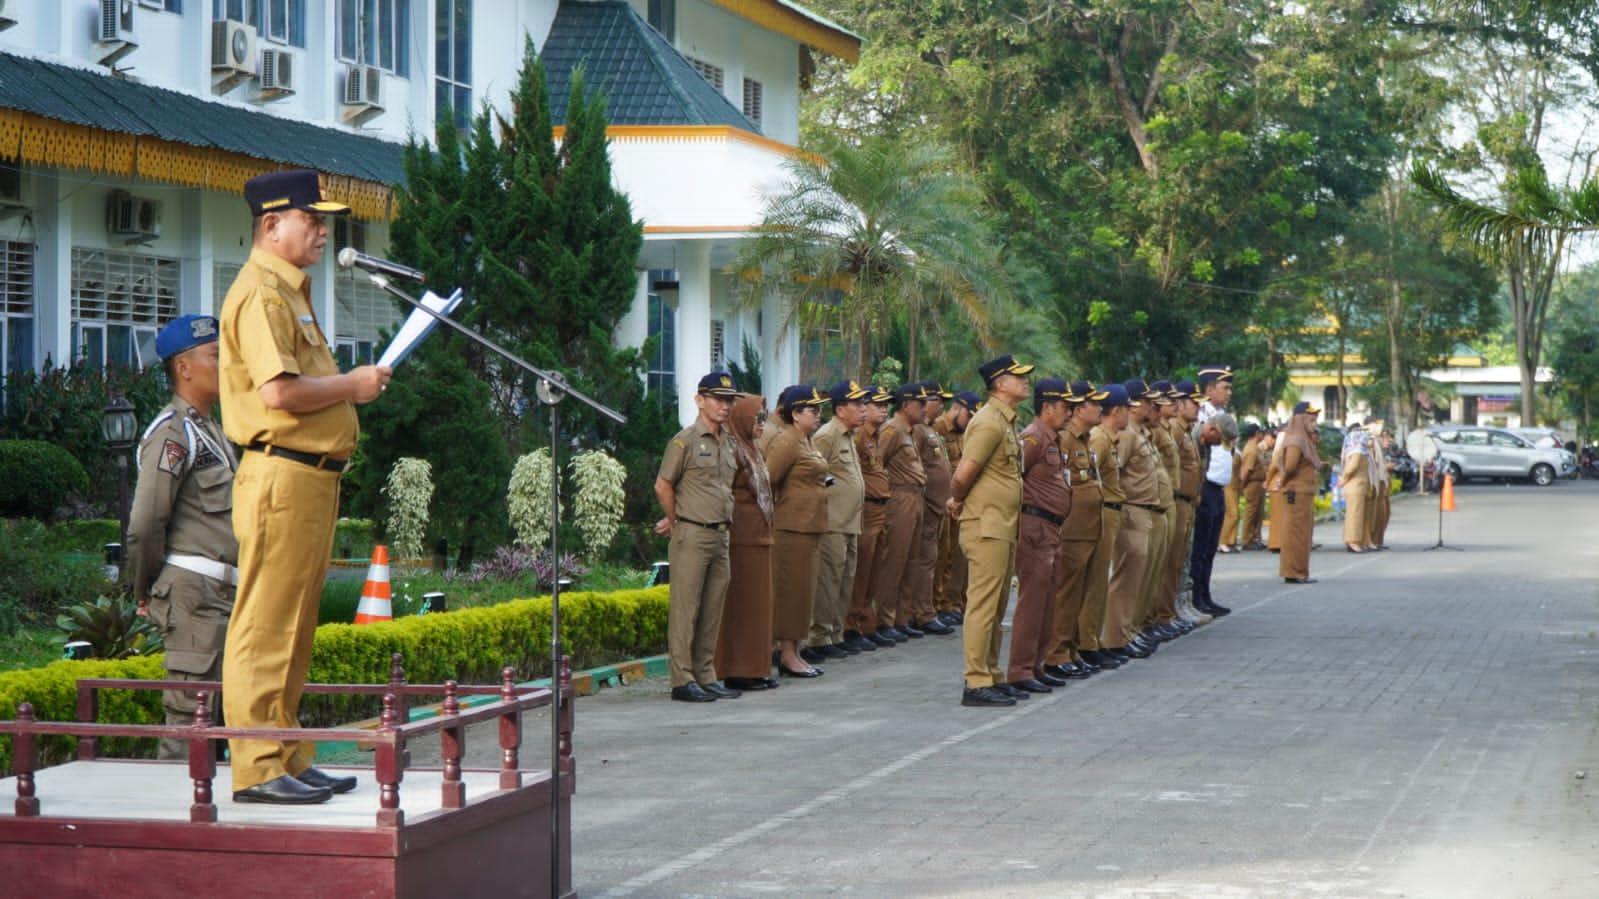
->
<box><xmin>337</xmin><ymin>247</ymin><xmax>426</xmax><ymax>283</ymax></box>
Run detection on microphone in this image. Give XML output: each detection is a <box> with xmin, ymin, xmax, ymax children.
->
<box><xmin>336</xmin><ymin>247</ymin><xmax>425</xmax><ymax>283</ymax></box>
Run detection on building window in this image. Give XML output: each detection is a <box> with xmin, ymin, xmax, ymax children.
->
<box><xmin>647</xmin><ymin>270</ymin><xmax>677</xmax><ymax>399</ymax></box>
<box><xmin>335</xmin><ymin>262</ymin><xmax>405</xmax><ymax>371</ymax></box>
<box><xmin>435</xmin><ymin>0</ymin><xmax>472</xmax><ymax>132</ymax></box>
<box><xmin>688</xmin><ymin>57</ymin><xmax>723</xmax><ymax>91</ymax></box>
<box><xmin>144</xmin><ymin>0</ymin><xmax>183</xmax><ymax>12</ymax></box>
<box><xmin>0</xmin><ymin>240</ymin><xmax>33</xmax><ymax>376</ymax></box>
<box><xmin>647</xmin><ymin>0</ymin><xmax>676</xmax><ymax>42</ymax></box>
<box><xmin>710</xmin><ymin>319</ymin><xmax>725</xmax><ymax>369</ymax></box>
<box><xmin>338</xmin><ymin>0</ymin><xmax>411</xmax><ymax>76</ymax></box>
<box><xmin>741</xmin><ymin>78</ymin><xmax>762</xmax><ymax>128</ymax></box>
<box><xmin>213</xmin><ymin>0</ymin><xmax>305</xmax><ymax>47</ymax></box>
<box><xmin>71</xmin><ymin>248</ymin><xmax>178</xmax><ymax>371</ymax></box>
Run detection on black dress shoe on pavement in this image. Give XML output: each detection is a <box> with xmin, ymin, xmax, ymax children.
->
<box><xmin>1010</xmin><ymin>678</ymin><xmax>1053</xmax><ymax>693</ymax></box>
<box><xmin>295</xmin><ymin>767</ymin><xmax>357</xmax><ymax>795</ymax></box>
<box><xmin>961</xmin><ymin>686</ymin><xmax>1016</xmax><ymax>707</ymax></box>
<box><xmin>1284</xmin><ymin>577</ymin><xmax>1319</xmax><ymax>584</ymax></box>
<box><xmin>937</xmin><ymin>611</ymin><xmax>961</xmax><ymax>627</ymax></box>
<box><xmin>994</xmin><ymin>682</ymin><xmax>1032</xmax><ymax>699</ymax></box>
<box><xmin>917</xmin><ymin>618</ymin><xmax>955</xmax><ymax>635</ymax></box>
<box><xmin>723</xmin><ymin>676</ymin><xmax>771</xmax><ymax>691</ymax></box>
<box><xmin>816</xmin><ymin>643</ymin><xmax>850</xmax><ymax>659</ymax></box>
<box><xmin>701</xmin><ymin>680</ymin><xmax>743</xmax><ymax>699</ymax></box>
<box><xmin>234</xmin><ymin>774</ymin><xmax>332</xmax><ymax>805</ymax></box>
<box><xmin>844</xmin><ymin>631</ymin><xmax>879</xmax><ymax>652</ymax></box>
<box><xmin>881</xmin><ymin>627</ymin><xmax>909</xmax><ymax>643</ymax></box>
<box><xmin>1208</xmin><ymin>602</ymin><xmax>1232</xmax><ymax>616</ymax></box>
<box><xmin>1059</xmin><ymin>662</ymin><xmax>1094</xmax><ymax>679</ymax></box>
<box><xmin>900</xmin><ymin>622</ymin><xmax>926</xmax><ymax>638</ymax></box>
<box><xmin>1081</xmin><ymin>650</ymin><xmax>1121</xmax><ymax>669</ymax></box>
<box><xmin>671</xmin><ymin>683</ymin><xmax>717</xmax><ymax>702</ymax></box>
<box><xmin>1119</xmin><ymin>642</ymin><xmax>1154</xmax><ymax>659</ymax></box>
<box><xmin>868</xmin><ymin>630</ymin><xmax>898</xmax><ymax>647</ymax></box>
<box><xmin>948</xmin><ymin>611</ymin><xmax>965</xmax><ymax>624</ymax></box>
<box><xmin>832</xmin><ymin>641</ymin><xmax>861</xmax><ymax>656</ymax></box>
<box><xmin>800</xmin><ymin>646</ymin><xmax>827</xmax><ymax>664</ymax></box>
<box><xmin>778</xmin><ymin>663</ymin><xmax>824</xmax><ymax>678</ymax></box>
<box><xmin>1036</xmin><ymin>672</ymin><xmax>1068</xmax><ymax>688</ymax></box>
<box><xmin>1042</xmin><ymin>663</ymin><xmax>1072</xmax><ymax>680</ymax></box>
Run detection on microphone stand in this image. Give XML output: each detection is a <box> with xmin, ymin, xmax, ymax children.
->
<box><xmin>363</xmin><ymin>272</ymin><xmax>620</xmax><ymax>898</ymax></box>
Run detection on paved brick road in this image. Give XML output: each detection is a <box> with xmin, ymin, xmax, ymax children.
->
<box><xmin>435</xmin><ymin>481</ymin><xmax>1599</xmax><ymax>897</ymax></box>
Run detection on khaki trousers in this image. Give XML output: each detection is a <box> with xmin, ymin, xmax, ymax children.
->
<box><xmin>1220</xmin><ymin>484</ymin><xmax>1240</xmax><ymax>548</ymax></box>
<box><xmin>1007</xmin><ymin>513</ymin><xmax>1062</xmax><ymax>682</ymax></box>
<box><xmin>1076</xmin><ymin>509</ymin><xmax>1119</xmax><ymax>654</ymax></box>
<box><xmin>1136</xmin><ymin>505</ymin><xmax>1170</xmax><ymax>631</ymax></box>
<box><xmin>845</xmin><ymin>501</ymin><xmax>888</xmax><ymax>634</ymax></box>
<box><xmin>958</xmin><ymin>527</ymin><xmax>1015</xmax><ymax>688</ymax></box>
<box><xmin>223</xmin><ymin>453</ymin><xmax>339</xmax><ymax>791</ymax></box>
<box><xmin>1045</xmin><ymin>533</ymin><xmax>1098</xmax><ymax>665</ymax></box>
<box><xmin>1105</xmin><ymin>507</ymin><xmax>1151</xmax><ymax>649</ymax></box>
<box><xmin>1369</xmin><ymin>485</ymin><xmax>1391</xmax><ymax>546</ymax></box>
<box><xmin>902</xmin><ymin>496</ymin><xmax>944</xmax><ymax>625</ymax></box>
<box><xmin>871</xmin><ymin>489</ymin><xmax>923</xmax><ymax>629</ymax></box>
<box><xmin>1241</xmin><ymin>483</ymin><xmax>1266</xmax><ymax>545</ymax></box>
<box><xmin>810</xmin><ymin>532</ymin><xmax>857</xmax><ymax>647</ymax></box>
<box><xmin>666</xmin><ymin>522</ymin><xmax>731</xmax><ymax>687</ymax></box>
<box><xmin>150</xmin><ymin>567</ymin><xmax>233</xmax><ymax>760</ymax></box>
<box><xmin>1342</xmin><ymin>476</ymin><xmax>1371</xmax><ymax>546</ymax></box>
<box><xmin>1155</xmin><ymin>502</ymin><xmax>1191</xmax><ymax>623</ymax></box>
<box><xmin>935</xmin><ymin>517</ymin><xmax>968</xmax><ymax>613</ymax></box>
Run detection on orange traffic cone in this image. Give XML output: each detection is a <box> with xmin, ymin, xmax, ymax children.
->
<box><xmin>1440</xmin><ymin>473</ymin><xmax>1456</xmax><ymax>512</ymax></box>
<box><xmin>354</xmin><ymin>545</ymin><xmax>393</xmax><ymax>624</ymax></box>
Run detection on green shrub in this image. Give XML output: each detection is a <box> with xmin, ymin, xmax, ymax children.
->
<box><xmin>55</xmin><ymin>596</ymin><xmax>163</xmax><ymax>659</ymax></box>
<box><xmin>0</xmin><ymin>441</ymin><xmax>90</xmax><ymax>518</ymax></box>
<box><xmin>0</xmin><ymin>519</ymin><xmax>113</xmax><ymax>622</ymax></box>
<box><xmin>333</xmin><ymin>519</ymin><xmax>376</xmax><ymax>559</ymax></box>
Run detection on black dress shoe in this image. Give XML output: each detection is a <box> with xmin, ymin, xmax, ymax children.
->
<box><xmin>816</xmin><ymin>643</ymin><xmax>850</xmax><ymax>659</ymax></box>
<box><xmin>1010</xmin><ymin>678</ymin><xmax>1054</xmax><ymax>693</ymax></box>
<box><xmin>844</xmin><ymin>631</ymin><xmax>879</xmax><ymax>652</ymax></box>
<box><xmin>800</xmin><ymin>646</ymin><xmax>828</xmax><ymax>665</ymax></box>
<box><xmin>917</xmin><ymin>618</ymin><xmax>955</xmax><ymax>635</ymax></box>
<box><xmin>1059</xmin><ymin>662</ymin><xmax>1094</xmax><ymax>679</ymax></box>
<box><xmin>1208</xmin><ymin>602</ymin><xmax>1232</xmax><ymax>616</ymax></box>
<box><xmin>700</xmin><ymin>680</ymin><xmax>743</xmax><ymax>699</ymax></box>
<box><xmin>1118</xmin><ymin>642</ymin><xmax>1153</xmax><ymax>659</ymax></box>
<box><xmin>900</xmin><ymin>622</ymin><xmax>926</xmax><ymax>638</ymax></box>
<box><xmin>832</xmin><ymin>641</ymin><xmax>861</xmax><ymax>656</ymax></box>
<box><xmin>994</xmin><ymin>682</ymin><xmax>1032</xmax><ymax>699</ymax></box>
<box><xmin>1284</xmin><ymin>577</ymin><xmax>1319</xmax><ymax>584</ymax></box>
<box><xmin>723</xmin><ymin>676</ymin><xmax>771</xmax><ymax>691</ymax></box>
<box><xmin>760</xmin><ymin>678</ymin><xmax>781</xmax><ymax>689</ymax></box>
<box><xmin>961</xmin><ymin>686</ymin><xmax>1016</xmax><ymax>707</ymax></box>
<box><xmin>879</xmin><ymin>627</ymin><xmax>908</xmax><ymax>644</ymax></box>
<box><xmin>1073</xmin><ymin>656</ymin><xmax>1101</xmax><ymax>672</ymax></box>
<box><xmin>671</xmin><ymin>683</ymin><xmax>717</xmax><ymax>702</ymax></box>
<box><xmin>1081</xmin><ymin>650</ymin><xmax>1121</xmax><ymax>669</ymax></box>
<box><xmin>948</xmin><ymin>611</ymin><xmax>965</xmax><ymax>624</ymax></box>
<box><xmin>234</xmin><ymin>774</ymin><xmax>332</xmax><ymax>805</ymax></box>
<box><xmin>295</xmin><ymin>767</ymin><xmax>358</xmax><ymax>795</ymax></box>
<box><xmin>937</xmin><ymin>611</ymin><xmax>962</xmax><ymax>626</ymax></box>
<box><xmin>868</xmin><ymin>630</ymin><xmax>898</xmax><ymax>647</ymax></box>
<box><xmin>778</xmin><ymin>663</ymin><xmax>823</xmax><ymax>678</ymax></box>
<box><xmin>1042</xmin><ymin>663</ymin><xmax>1072</xmax><ymax>680</ymax></box>
<box><xmin>1036</xmin><ymin>671</ymin><xmax>1068</xmax><ymax>688</ymax></box>
<box><xmin>1127</xmin><ymin>636</ymin><xmax>1157</xmax><ymax>655</ymax></box>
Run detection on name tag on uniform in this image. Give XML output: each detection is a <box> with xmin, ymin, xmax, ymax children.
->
<box><xmin>299</xmin><ymin>315</ymin><xmax>315</xmax><ymax>324</ymax></box>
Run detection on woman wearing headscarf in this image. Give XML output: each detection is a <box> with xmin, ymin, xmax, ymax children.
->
<box><xmin>1277</xmin><ymin>402</ymin><xmax>1324</xmax><ymax>583</ymax></box>
<box><xmin>1266</xmin><ymin>429</ymin><xmax>1285</xmax><ymax>553</ymax></box>
<box><xmin>716</xmin><ymin>393</ymin><xmax>779</xmax><ymax>691</ymax></box>
<box><xmin>1339</xmin><ymin>422</ymin><xmax>1374</xmax><ymax>553</ymax></box>
<box><xmin>766</xmin><ymin>385</ymin><xmax>830</xmax><ymax>678</ymax></box>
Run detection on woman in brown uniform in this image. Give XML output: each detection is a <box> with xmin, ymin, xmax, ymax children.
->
<box><xmin>1277</xmin><ymin>402</ymin><xmax>1324</xmax><ymax>583</ymax></box>
<box><xmin>767</xmin><ymin>385</ymin><xmax>831</xmax><ymax>677</ymax></box>
<box><xmin>716</xmin><ymin>394</ymin><xmax>779</xmax><ymax>692</ymax></box>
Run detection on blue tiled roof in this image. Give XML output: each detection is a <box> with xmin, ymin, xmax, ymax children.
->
<box><xmin>543</xmin><ymin>1</ymin><xmax>760</xmax><ymax>133</ymax></box>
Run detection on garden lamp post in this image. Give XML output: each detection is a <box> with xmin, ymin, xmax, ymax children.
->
<box><xmin>101</xmin><ymin>394</ymin><xmax>138</xmax><ymax>566</ymax></box>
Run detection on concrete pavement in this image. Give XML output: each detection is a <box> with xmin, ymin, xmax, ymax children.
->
<box><xmin>420</xmin><ymin>481</ymin><xmax>1599</xmax><ymax>897</ymax></box>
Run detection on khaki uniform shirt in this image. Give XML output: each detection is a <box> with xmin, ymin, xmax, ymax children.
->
<box><xmin>1151</xmin><ymin>421</ymin><xmax>1177</xmax><ymax>507</ymax></box>
<box><xmin>879</xmin><ymin>416</ymin><xmax>926</xmax><ymax>488</ymax></box>
<box><xmin>1242</xmin><ymin>440</ymin><xmax>1267</xmax><ymax>484</ymax></box>
<box><xmin>813</xmin><ymin>417</ymin><xmax>864</xmax><ymax>535</ymax></box>
<box><xmin>1089</xmin><ymin>425</ymin><xmax>1125</xmax><ymax>505</ymax></box>
<box><xmin>127</xmin><ymin>396</ymin><xmax>240</xmax><ymax>600</ymax></box>
<box><xmin>915</xmin><ymin>421</ymin><xmax>952</xmax><ymax>505</ymax></box>
<box><xmin>219</xmin><ymin>248</ymin><xmax>358</xmax><ymax>457</ymax></box>
<box><xmin>934</xmin><ymin>415</ymin><xmax>965</xmax><ymax>468</ymax></box>
<box><xmin>658</xmin><ymin>420</ymin><xmax>736</xmax><ymax>524</ymax></box>
<box><xmin>855</xmin><ymin>424</ymin><xmax>890</xmax><ymax>500</ymax></box>
<box><xmin>1020</xmin><ymin>419</ymin><xmax>1072</xmax><ymax>517</ymax></box>
<box><xmin>765</xmin><ymin>427</ymin><xmax>829</xmax><ymax>533</ymax></box>
<box><xmin>959</xmin><ymin>400</ymin><xmax>1021</xmax><ymax>542</ymax></box>
<box><xmin>1060</xmin><ymin>419</ymin><xmax>1103</xmax><ymax>539</ymax></box>
<box><xmin>1173</xmin><ymin>418</ymin><xmax>1203</xmax><ymax>503</ymax></box>
<box><xmin>1118</xmin><ymin>425</ymin><xmax>1162</xmax><ymax>507</ymax></box>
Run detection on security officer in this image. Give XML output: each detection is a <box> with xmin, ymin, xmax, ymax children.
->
<box><xmin>220</xmin><ymin>170</ymin><xmax>389</xmax><ymax>805</ymax></box>
<box><xmin>1007</xmin><ymin>378</ymin><xmax>1074</xmax><ymax>693</ymax></box>
<box><xmin>870</xmin><ymin>384</ymin><xmax>927</xmax><ymax>642</ymax></box>
<box><xmin>933</xmin><ymin>391</ymin><xmax>979</xmax><ymax>625</ymax></box>
<box><xmin>806</xmin><ymin>380</ymin><xmax>869</xmax><ymax>660</ymax></box>
<box><xmin>948</xmin><ymin>354</ymin><xmax>1033</xmax><ymax>707</ymax></box>
<box><xmin>128</xmin><ymin>314</ymin><xmax>238</xmax><ymax>761</ymax></box>
<box><xmin>844</xmin><ymin>386</ymin><xmax>894</xmax><ymax>649</ymax></box>
<box><xmin>655</xmin><ymin>373</ymin><xmax>742</xmax><ymax>702</ymax></box>
<box><xmin>1076</xmin><ymin>384</ymin><xmax>1131</xmax><ymax>671</ymax></box>
<box><xmin>1042</xmin><ymin>380</ymin><xmax>1107</xmax><ymax>680</ymax></box>
<box><xmin>904</xmin><ymin>381</ymin><xmax>955</xmax><ymax>635</ymax></box>
<box><xmin>1106</xmin><ymin>380</ymin><xmax>1161</xmax><ymax>661</ymax></box>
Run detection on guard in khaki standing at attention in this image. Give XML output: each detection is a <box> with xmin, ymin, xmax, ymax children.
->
<box><xmin>805</xmin><ymin>380</ymin><xmax>869</xmax><ymax>661</ymax></box>
<box><xmin>843</xmin><ymin>386</ymin><xmax>894</xmax><ymax>650</ymax></box>
<box><xmin>1006</xmin><ymin>378</ymin><xmax>1075</xmax><ymax>693</ymax></box>
<box><xmin>128</xmin><ymin>314</ymin><xmax>238</xmax><ymax>762</ymax></box>
<box><xmin>655</xmin><ymin>373</ymin><xmax>742</xmax><ymax>703</ymax></box>
<box><xmin>1156</xmin><ymin>380</ymin><xmax>1203</xmax><ymax>637</ymax></box>
<box><xmin>903</xmin><ymin>381</ymin><xmax>955</xmax><ymax>635</ymax></box>
<box><xmin>220</xmin><ymin>170</ymin><xmax>390</xmax><ymax>804</ymax></box>
<box><xmin>933</xmin><ymin>391</ymin><xmax>979</xmax><ymax>625</ymax></box>
<box><xmin>947</xmin><ymin>354</ymin><xmax>1033</xmax><ymax>707</ymax></box>
<box><xmin>1077</xmin><ymin>385</ymin><xmax>1132</xmax><ymax>671</ymax></box>
<box><xmin>1043</xmin><ymin>380</ymin><xmax>1108</xmax><ymax>681</ymax></box>
<box><xmin>870</xmin><ymin>384</ymin><xmax>927</xmax><ymax>641</ymax></box>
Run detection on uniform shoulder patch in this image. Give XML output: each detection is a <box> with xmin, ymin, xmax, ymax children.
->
<box><xmin>671</xmin><ymin>438</ymin><xmax>686</xmax><ymax>449</ymax></box>
<box><xmin>158</xmin><ymin>439</ymin><xmax>188</xmax><ymax>476</ymax></box>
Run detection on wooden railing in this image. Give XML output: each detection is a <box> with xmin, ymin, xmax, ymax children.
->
<box><xmin>0</xmin><ymin>654</ymin><xmax>574</xmax><ymax>829</ymax></box>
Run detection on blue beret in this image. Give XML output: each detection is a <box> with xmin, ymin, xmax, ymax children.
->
<box><xmin>156</xmin><ymin>314</ymin><xmax>219</xmax><ymax>361</ymax></box>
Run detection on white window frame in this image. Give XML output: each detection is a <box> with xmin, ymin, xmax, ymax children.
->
<box><xmin>435</xmin><ymin>0</ymin><xmax>473</xmax><ymax>131</ymax></box>
<box><xmin>741</xmin><ymin>77</ymin><xmax>762</xmax><ymax>128</ymax></box>
<box><xmin>338</xmin><ymin>0</ymin><xmax>411</xmax><ymax>76</ymax></box>
<box><xmin>71</xmin><ymin>248</ymin><xmax>179</xmax><ymax>371</ymax></box>
<box><xmin>0</xmin><ymin>239</ymin><xmax>34</xmax><ymax>376</ymax></box>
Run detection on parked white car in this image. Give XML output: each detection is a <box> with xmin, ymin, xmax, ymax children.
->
<box><xmin>1428</xmin><ymin>425</ymin><xmax>1576</xmax><ymax>486</ymax></box>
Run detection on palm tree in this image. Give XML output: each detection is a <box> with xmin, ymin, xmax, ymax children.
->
<box><xmin>737</xmin><ymin>134</ymin><xmax>1008</xmax><ymax>381</ymax></box>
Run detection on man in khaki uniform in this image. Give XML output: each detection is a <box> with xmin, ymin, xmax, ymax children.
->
<box><xmin>655</xmin><ymin>373</ymin><xmax>742</xmax><ymax>703</ymax></box>
<box><xmin>1106</xmin><ymin>379</ymin><xmax>1162</xmax><ymax>661</ymax></box>
<box><xmin>1154</xmin><ymin>379</ymin><xmax>1204</xmax><ymax>638</ymax></box>
<box><xmin>933</xmin><ymin>391</ymin><xmax>979</xmax><ymax>624</ymax></box>
<box><xmin>1075</xmin><ymin>384</ymin><xmax>1132</xmax><ymax>672</ymax></box>
<box><xmin>1007</xmin><ymin>378</ymin><xmax>1074</xmax><ymax>693</ymax></box>
<box><xmin>805</xmin><ymin>380</ymin><xmax>869</xmax><ymax>660</ymax></box>
<box><xmin>948</xmin><ymin>354</ymin><xmax>1033</xmax><ymax>707</ymax></box>
<box><xmin>1239</xmin><ymin>423</ymin><xmax>1269</xmax><ymax>549</ymax></box>
<box><xmin>220</xmin><ymin>170</ymin><xmax>390</xmax><ymax>804</ymax></box>
<box><xmin>844</xmin><ymin>386</ymin><xmax>894</xmax><ymax>649</ymax></box>
<box><xmin>870</xmin><ymin>384</ymin><xmax>927</xmax><ymax>641</ymax></box>
<box><xmin>1140</xmin><ymin>381</ymin><xmax>1178</xmax><ymax>639</ymax></box>
<box><xmin>1043</xmin><ymin>380</ymin><xmax>1107</xmax><ymax>680</ymax></box>
<box><xmin>903</xmin><ymin>381</ymin><xmax>955</xmax><ymax>635</ymax></box>
<box><xmin>128</xmin><ymin>314</ymin><xmax>238</xmax><ymax>761</ymax></box>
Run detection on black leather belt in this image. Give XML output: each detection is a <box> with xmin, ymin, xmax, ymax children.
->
<box><xmin>1021</xmin><ymin>504</ymin><xmax>1066</xmax><ymax>527</ymax></box>
<box><xmin>246</xmin><ymin>442</ymin><xmax>347</xmax><ymax>473</ymax></box>
<box><xmin>1131</xmin><ymin>502</ymin><xmax>1166</xmax><ymax>512</ymax></box>
<box><xmin>676</xmin><ymin>517</ymin><xmax>730</xmax><ymax>531</ymax></box>
<box><xmin>865</xmin><ymin>496</ymin><xmax>889</xmax><ymax>505</ymax></box>
<box><xmin>1103</xmin><ymin>502</ymin><xmax>1124</xmax><ymax>511</ymax></box>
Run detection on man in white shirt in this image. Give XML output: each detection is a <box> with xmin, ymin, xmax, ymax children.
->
<box><xmin>1190</xmin><ymin>365</ymin><xmax>1234</xmax><ymax>616</ymax></box>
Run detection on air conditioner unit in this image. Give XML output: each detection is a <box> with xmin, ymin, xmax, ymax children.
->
<box><xmin>343</xmin><ymin>64</ymin><xmax>384</xmax><ymax>110</ymax></box>
<box><xmin>97</xmin><ymin>0</ymin><xmax>134</xmax><ymax>43</ymax></box>
<box><xmin>107</xmin><ymin>190</ymin><xmax>162</xmax><ymax>242</ymax></box>
<box><xmin>211</xmin><ymin>20</ymin><xmax>257</xmax><ymax>77</ymax></box>
<box><xmin>260</xmin><ymin>48</ymin><xmax>294</xmax><ymax>93</ymax></box>
<box><xmin>0</xmin><ymin>0</ymin><xmax>17</xmax><ymax>32</ymax></box>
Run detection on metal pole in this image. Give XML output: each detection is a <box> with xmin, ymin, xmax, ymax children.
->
<box><xmin>537</xmin><ymin>374</ymin><xmax>567</xmax><ymax>899</ymax></box>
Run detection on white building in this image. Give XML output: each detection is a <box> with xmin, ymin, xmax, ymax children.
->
<box><xmin>0</xmin><ymin>0</ymin><xmax>858</xmax><ymax>425</ymax></box>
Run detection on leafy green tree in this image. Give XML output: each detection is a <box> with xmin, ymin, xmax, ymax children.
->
<box><xmin>1548</xmin><ymin>297</ymin><xmax>1599</xmax><ymax>439</ymax></box>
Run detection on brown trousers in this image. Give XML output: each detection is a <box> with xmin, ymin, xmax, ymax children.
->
<box><xmin>1266</xmin><ymin>489</ymin><xmax>1284</xmax><ymax>551</ymax></box>
<box><xmin>871</xmin><ymin>488</ymin><xmax>923</xmax><ymax>629</ymax></box>
<box><xmin>1105</xmin><ymin>507</ymin><xmax>1152</xmax><ymax>649</ymax></box>
<box><xmin>716</xmin><ymin>541</ymin><xmax>774</xmax><ymax>679</ymax></box>
<box><xmin>809</xmin><ymin>532</ymin><xmax>857</xmax><ymax>647</ymax></box>
<box><xmin>1045</xmin><ymin>533</ymin><xmax>1098</xmax><ymax>665</ymax></box>
<box><xmin>665</xmin><ymin>521</ymin><xmax>732</xmax><ymax>687</ymax></box>
<box><xmin>1368</xmin><ymin>485</ymin><xmax>1391</xmax><ymax>546</ymax></box>
<box><xmin>959</xmin><ymin>529</ymin><xmax>1015</xmax><ymax>688</ymax></box>
<box><xmin>1241</xmin><ymin>483</ymin><xmax>1266</xmax><ymax>545</ymax></box>
<box><xmin>935</xmin><ymin>517</ymin><xmax>968</xmax><ymax>613</ymax></box>
<box><xmin>1008</xmin><ymin>513</ymin><xmax>1062</xmax><ymax>682</ymax></box>
<box><xmin>1155</xmin><ymin>502</ymin><xmax>1191</xmax><ymax>623</ymax></box>
<box><xmin>772</xmin><ymin>530</ymin><xmax>821</xmax><ymax>641</ymax></box>
<box><xmin>1220</xmin><ymin>484</ymin><xmax>1240</xmax><ymax>548</ymax></box>
<box><xmin>1075</xmin><ymin>509</ymin><xmax>1119</xmax><ymax>655</ymax></box>
<box><xmin>901</xmin><ymin>496</ymin><xmax>944</xmax><ymax>625</ymax></box>
<box><xmin>1278</xmin><ymin>488</ymin><xmax>1315</xmax><ymax>579</ymax></box>
<box><xmin>1136</xmin><ymin>505</ymin><xmax>1171</xmax><ymax>631</ymax></box>
<box><xmin>845</xmin><ymin>501</ymin><xmax>888</xmax><ymax>634</ymax></box>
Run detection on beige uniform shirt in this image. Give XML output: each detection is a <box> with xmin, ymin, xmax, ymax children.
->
<box><xmin>1118</xmin><ymin>425</ymin><xmax>1162</xmax><ymax>507</ymax></box>
<box><xmin>127</xmin><ymin>396</ymin><xmax>240</xmax><ymax>600</ymax></box>
<box><xmin>880</xmin><ymin>416</ymin><xmax>926</xmax><ymax>487</ymax></box>
<box><xmin>916</xmin><ymin>421</ymin><xmax>952</xmax><ymax>505</ymax></box>
<box><xmin>658</xmin><ymin>421</ymin><xmax>736</xmax><ymax>524</ymax></box>
<box><xmin>959</xmin><ymin>400</ymin><xmax>1022</xmax><ymax>542</ymax></box>
<box><xmin>813</xmin><ymin>416</ymin><xmax>864</xmax><ymax>535</ymax></box>
<box><xmin>1090</xmin><ymin>425</ymin><xmax>1125</xmax><ymax>505</ymax></box>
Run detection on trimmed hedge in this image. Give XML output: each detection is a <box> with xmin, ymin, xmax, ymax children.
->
<box><xmin>0</xmin><ymin>440</ymin><xmax>89</xmax><ymax>518</ymax></box>
<box><xmin>0</xmin><ymin>585</ymin><xmax>668</xmax><ymax>775</ymax></box>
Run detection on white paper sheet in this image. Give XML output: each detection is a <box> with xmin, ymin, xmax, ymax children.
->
<box><xmin>376</xmin><ymin>287</ymin><xmax>464</xmax><ymax>368</ymax></box>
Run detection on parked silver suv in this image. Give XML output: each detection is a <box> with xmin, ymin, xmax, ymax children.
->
<box><xmin>1428</xmin><ymin>425</ymin><xmax>1575</xmax><ymax>486</ymax></box>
